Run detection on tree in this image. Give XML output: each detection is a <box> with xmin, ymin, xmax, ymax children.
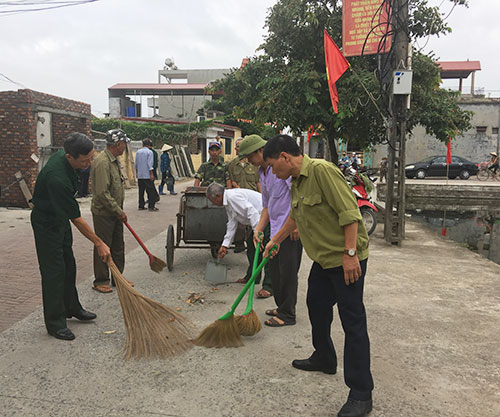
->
<box><xmin>206</xmin><ymin>0</ymin><xmax>471</xmax><ymax>160</ymax></box>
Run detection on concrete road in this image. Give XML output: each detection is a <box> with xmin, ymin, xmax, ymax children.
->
<box><xmin>1</xmin><ymin>189</ymin><xmax>500</xmax><ymax>416</ymax></box>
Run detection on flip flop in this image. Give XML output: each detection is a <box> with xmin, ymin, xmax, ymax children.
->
<box><xmin>256</xmin><ymin>289</ymin><xmax>272</xmax><ymax>298</ymax></box>
<box><xmin>264</xmin><ymin>317</ymin><xmax>296</xmax><ymax>327</ymax></box>
<box><xmin>236</xmin><ymin>278</ymin><xmax>249</xmax><ymax>284</ymax></box>
<box><xmin>93</xmin><ymin>285</ymin><xmax>113</xmax><ymax>293</ymax></box>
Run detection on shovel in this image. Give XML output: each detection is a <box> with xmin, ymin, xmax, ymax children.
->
<box><xmin>204</xmin><ymin>257</ymin><xmax>227</xmax><ymax>285</ymax></box>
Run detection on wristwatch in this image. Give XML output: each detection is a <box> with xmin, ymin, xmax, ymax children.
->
<box><xmin>344</xmin><ymin>248</ymin><xmax>357</xmax><ymax>257</ymax></box>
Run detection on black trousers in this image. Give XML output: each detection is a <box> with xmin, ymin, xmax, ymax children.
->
<box><xmin>269</xmin><ymin>237</ymin><xmax>302</xmax><ymax>323</ymax></box>
<box><xmin>138</xmin><ymin>179</ymin><xmax>157</xmax><ymax>209</ymax></box>
<box><xmin>92</xmin><ymin>214</ymin><xmax>125</xmax><ymax>286</ymax></box>
<box><xmin>31</xmin><ymin>210</ymin><xmax>83</xmax><ymax>332</ymax></box>
<box><xmin>307</xmin><ymin>259</ymin><xmax>373</xmax><ymax>401</ymax></box>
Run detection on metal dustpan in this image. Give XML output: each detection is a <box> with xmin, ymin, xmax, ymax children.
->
<box><xmin>204</xmin><ymin>259</ymin><xmax>227</xmax><ymax>285</ymax></box>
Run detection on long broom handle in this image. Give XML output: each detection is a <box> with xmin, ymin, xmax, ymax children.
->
<box><xmin>219</xmin><ymin>245</ymin><xmax>276</xmax><ymax>321</ymax></box>
<box><xmin>242</xmin><ymin>239</ymin><xmax>261</xmax><ymax>316</ymax></box>
<box><xmin>123</xmin><ymin>221</ymin><xmax>153</xmax><ymax>257</ymax></box>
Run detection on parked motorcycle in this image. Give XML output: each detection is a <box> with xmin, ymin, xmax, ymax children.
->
<box><xmin>346</xmin><ymin>168</ymin><xmax>378</xmax><ymax>235</ymax></box>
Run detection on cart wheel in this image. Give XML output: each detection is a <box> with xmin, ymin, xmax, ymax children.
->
<box><xmin>166</xmin><ymin>224</ymin><xmax>174</xmax><ymax>271</ymax></box>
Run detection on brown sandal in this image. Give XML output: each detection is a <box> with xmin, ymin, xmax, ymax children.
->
<box><xmin>256</xmin><ymin>289</ymin><xmax>272</xmax><ymax>298</ymax></box>
<box><xmin>265</xmin><ymin>309</ymin><xmax>278</xmax><ymax>317</ymax></box>
<box><xmin>236</xmin><ymin>277</ymin><xmax>249</xmax><ymax>284</ymax></box>
<box><xmin>264</xmin><ymin>317</ymin><xmax>296</xmax><ymax>327</ymax></box>
<box><xmin>93</xmin><ymin>285</ymin><xmax>113</xmax><ymax>293</ymax></box>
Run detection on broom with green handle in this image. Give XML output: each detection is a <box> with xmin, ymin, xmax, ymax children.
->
<box><xmin>235</xmin><ymin>239</ymin><xmax>262</xmax><ymax>336</ymax></box>
<box><xmin>193</xmin><ymin>245</ymin><xmax>276</xmax><ymax>348</ymax></box>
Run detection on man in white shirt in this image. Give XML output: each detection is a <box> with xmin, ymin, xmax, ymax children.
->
<box><xmin>206</xmin><ymin>182</ymin><xmax>272</xmax><ymax>292</ymax></box>
<box><xmin>135</xmin><ymin>139</ymin><xmax>158</xmax><ymax>211</ymax></box>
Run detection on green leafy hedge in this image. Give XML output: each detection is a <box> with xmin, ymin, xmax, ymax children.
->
<box><xmin>91</xmin><ymin>118</ymin><xmax>214</xmax><ymax>146</ymax></box>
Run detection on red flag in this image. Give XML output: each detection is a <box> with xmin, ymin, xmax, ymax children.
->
<box><xmin>324</xmin><ymin>29</ymin><xmax>349</xmax><ymax>113</ymax></box>
<box><xmin>307</xmin><ymin>125</ymin><xmax>315</xmax><ymax>142</ymax></box>
<box><xmin>446</xmin><ymin>138</ymin><xmax>452</xmax><ymax>165</ymax></box>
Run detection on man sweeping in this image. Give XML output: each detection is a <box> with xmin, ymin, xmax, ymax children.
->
<box><xmin>205</xmin><ymin>183</ymin><xmax>272</xmax><ymax>296</ymax></box>
<box><xmin>239</xmin><ymin>134</ymin><xmax>302</xmax><ymax>327</ymax></box>
<box><xmin>90</xmin><ymin>128</ymin><xmax>132</xmax><ymax>293</ymax></box>
<box><xmin>31</xmin><ymin>133</ymin><xmax>111</xmax><ymax>341</ymax></box>
<box><xmin>262</xmin><ymin>135</ymin><xmax>373</xmax><ymax>417</ymax></box>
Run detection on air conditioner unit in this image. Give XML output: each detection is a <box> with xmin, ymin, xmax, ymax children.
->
<box><xmin>197</xmin><ymin>115</ymin><xmax>206</xmax><ymax>122</ymax></box>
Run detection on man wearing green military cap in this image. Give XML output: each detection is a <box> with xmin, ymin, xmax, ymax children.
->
<box><xmin>31</xmin><ymin>133</ymin><xmax>111</xmax><ymax>341</ymax></box>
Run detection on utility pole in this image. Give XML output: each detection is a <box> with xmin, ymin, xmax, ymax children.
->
<box><xmin>384</xmin><ymin>0</ymin><xmax>410</xmax><ymax>245</ymax></box>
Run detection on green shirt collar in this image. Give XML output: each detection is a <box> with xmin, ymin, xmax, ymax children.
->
<box><xmin>104</xmin><ymin>147</ymin><xmax>117</xmax><ymax>163</ymax></box>
<box><xmin>297</xmin><ymin>154</ymin><xmax>312</xmax><ymax>179</ymax></box>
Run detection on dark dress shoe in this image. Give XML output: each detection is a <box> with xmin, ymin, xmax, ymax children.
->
<box><xmin>48</xmin><ymin>328</ymin><xmax>75</xmax><ymax>341</ymax></box>
<box><xmin>292</xmin><ymin>358</ymin><xmax>336</xmax><ymax>374</ymax></box>
<box><xmin>67</xmin><ymin>309</ymin><xmax>97</xmax><ymax>321</ymax></box>
<box><xmin>337</xmin><ymin>399</ymin><xmax>372</xmax><ymax>417</ymax></box>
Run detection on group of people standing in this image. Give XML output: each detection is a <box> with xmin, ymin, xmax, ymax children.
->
<box><xmin>135</xmin><ymin>139</ymin><xmax>177</xmax><ymax>212</ymax></box>
<box><xmin>30</xmin><ymin>130</ymin><xmax>373</xmax><ymax>417</ymax></box>
<box><xmin>30</xmin><ymin>129</ymin><xmax>179</xmax><ymax>332</ymax></box>
<box><xmin>198</xmin><ymin>134</ymin><xmax>373</xmax><ymax>417</ymax></box>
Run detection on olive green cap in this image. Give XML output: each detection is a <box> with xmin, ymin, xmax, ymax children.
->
<box><xmin>238</xmin><ymin>134</ymin><xmax>267</xmax><ymax>158</ymax></box>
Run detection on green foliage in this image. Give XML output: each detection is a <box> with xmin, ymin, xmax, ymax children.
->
<box><xmin>91</xmin><ymin>118</ymin><xmax>212</xmax><ymax>147</ymax></box>
<box><xmin>219</xmin><ymin>116</ymin><xmax>280</xmax><ymax>139</ymax></box>
<box><xmin>205</xmin><ymin>0</ymin><xmax>471</xmax><ymax>151</ymax></box>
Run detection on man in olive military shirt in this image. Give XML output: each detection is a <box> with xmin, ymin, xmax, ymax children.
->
<box><xmin>194</xmin><ymin>141</ymin><xmax>231</xmax><ymax>188</ymax></box>
<box><xmin>227</xmin><ymin>138</ymin><xmax>261</xmax><ymax>192</ymax></box>
<box><xmin>91</xmin><ymin>129</ymin><xmax>130</xmax><ymax>293</ymax></box>
<box><xmin>262</xmin><ymin>135</ymin><xmax>373</xmax><ymax>417</ymax></box>
<box><xmin>31</xmin><ymin>133</ymin><xmax>111</xmax><ymax>341</ymax></box>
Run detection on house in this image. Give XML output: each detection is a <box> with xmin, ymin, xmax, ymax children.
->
<box><xmin>0</xmin><ymin>89</ymin><xmax>91</xmax><ymax>208</ymax></box>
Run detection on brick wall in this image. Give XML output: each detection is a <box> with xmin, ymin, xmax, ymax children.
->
<box><xmin>0</xmin><ymin>89</ymin><xmax>91</xmax><ymax>208</ymax></box>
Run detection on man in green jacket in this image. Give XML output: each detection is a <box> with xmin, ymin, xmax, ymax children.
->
<box><xmin>90</xmin><ymin>129</ymin><xmax>130</xmax><ymax>293</ymax></box>
<box><xmin>31</xmin><ymin>133</ymin><xmax>111</xmax><ymax>341</ymax></box>
<box><xmin>262</xmin><ymin>135</ymin><xmax>373</xmax><ymax>417</ymax></box>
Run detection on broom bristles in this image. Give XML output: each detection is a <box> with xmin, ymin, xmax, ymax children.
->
<box><xmin>150</xmin><ymin>255</ymin><xmax>167</xmax><ymax>273</ymax></box>
<box><xmin>109</xmin><ymin>262</ymin><xmax>195</xmax><ymax>359</ymax></box>
<box><xmin>235</xmin><ymin>310</ymin><xmax>262</xmax><ymax>336</ymax></box>
<box><xmin>192</xmin><ymin>315</ymin><xmax>243</xmax><ymax>348</ymax></box>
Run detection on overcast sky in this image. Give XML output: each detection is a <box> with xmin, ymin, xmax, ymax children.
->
<box><xmin>0</xmin><ymin>0</ymin><xmax>497</xmax><ymax>117</ymax></box>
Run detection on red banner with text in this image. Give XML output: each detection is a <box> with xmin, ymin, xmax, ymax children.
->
<box><xmin>342</xmin><ymin>0</ymin><xmax>391</xmax><ymax>57</ymax></box>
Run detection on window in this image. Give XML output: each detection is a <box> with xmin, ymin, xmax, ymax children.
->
<box><xmin>476</xmin><ymin>126</ymin><xmax>487</xmax><ymax>133</ymax></box>
<box><xmin>225</xmin><ymin>138</ymin><xmax>232</xmax><ymax>155</ymax></box>
<box><xmin>493</xmin><ymin>127</ymin><xmax>499</xmax><ymax>135</ymax></box>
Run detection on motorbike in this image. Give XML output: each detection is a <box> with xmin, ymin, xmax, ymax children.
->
<box><xmin>346</xmin><ymin>168</ymin><xmax>378</xmax><ymax>235</ymax></box>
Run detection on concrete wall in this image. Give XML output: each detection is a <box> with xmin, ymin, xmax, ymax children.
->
<box><xmin>0</xmin><ymin>89</ymin><xmax>91</xmax><ymax>208</ymax></box>
<box><xmin>155</xmin><ymin>68</ymin><xmax>230</xmax><ymax>122</ymax></box>
<box><xmin>156</xmin><ymin>95</ymin><xmax>208</xmax><ymax>121</ymax></box>
<box><xmin>372</xmin><ymin>97</ymin><xmax>500</xmax><ymax>168</ymax></box>
<box><xmin>109</xmin><ymin>96</ymin><xmax>138</xmax><ymax>118</ymax></box>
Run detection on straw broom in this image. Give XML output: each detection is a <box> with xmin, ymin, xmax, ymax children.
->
<box><xmin>123</xmin><ymin>221</ymin><xmax>167</xmax><ymax>273</ymax></box>
<box><xmin>235</xmin><ymin>241</ymin><xmax>262</xmax><ymax>336</ymax></box>
<box><xmin>109</xmin><ymin>261</ymin><xmax>194</xmax><ymax>359</ymax></box>
<box><xmin>193</xmin><ymin>246</ymin><xmax>275</xmax><ymax>348</ymax></box>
